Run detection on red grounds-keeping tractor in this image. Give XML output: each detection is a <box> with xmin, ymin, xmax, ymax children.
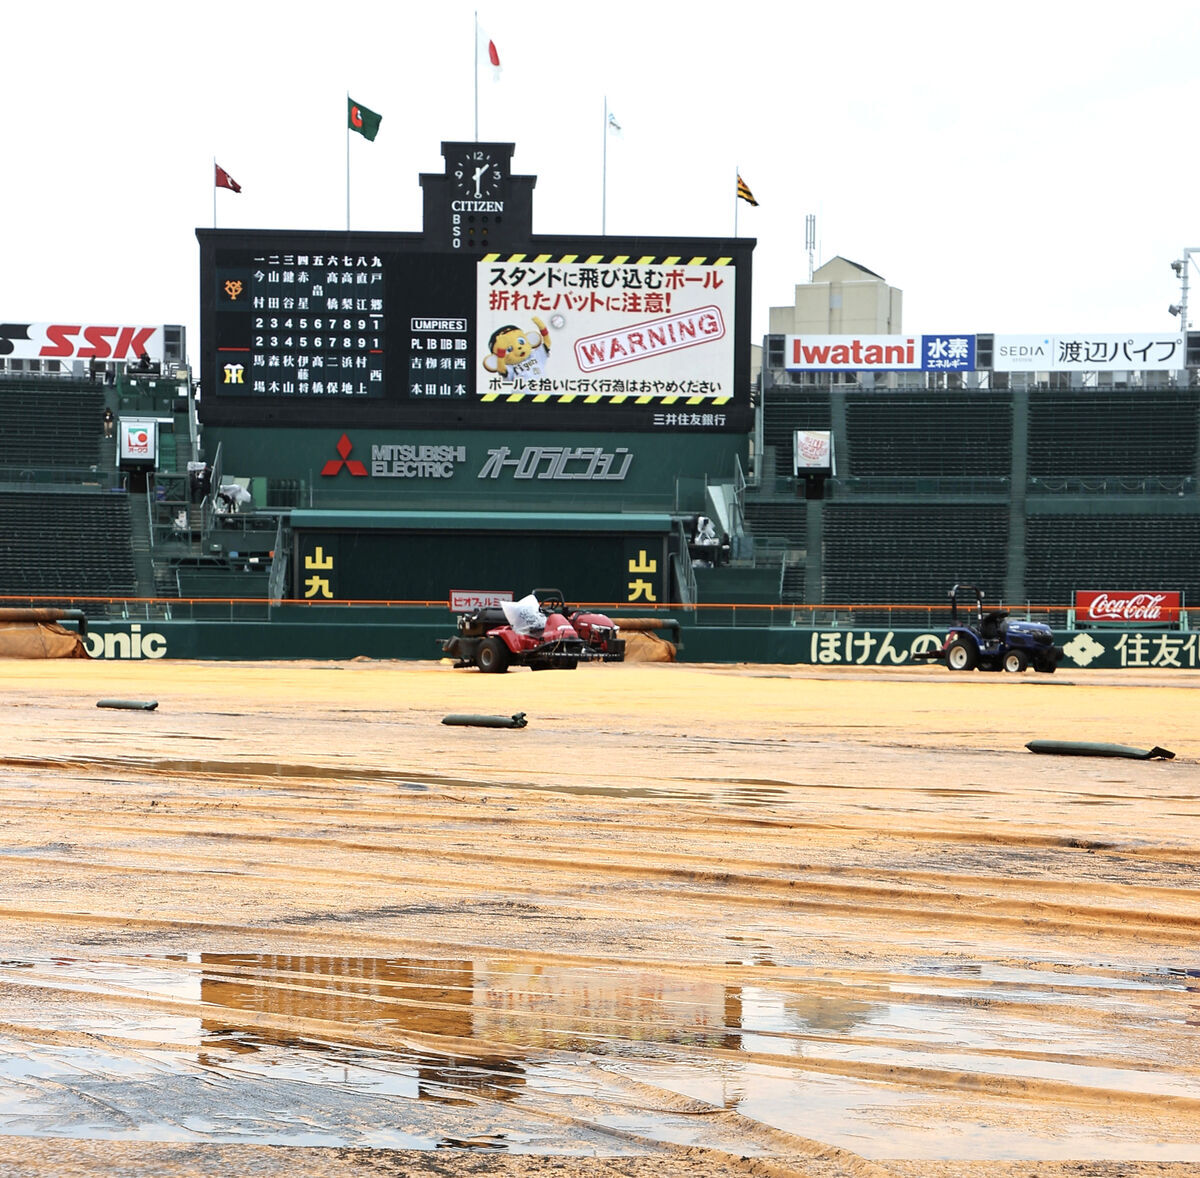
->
<box><xmin>439</xmin><ymin>589</ymin><xmax>625</xmax><ymax>673</ymax></box>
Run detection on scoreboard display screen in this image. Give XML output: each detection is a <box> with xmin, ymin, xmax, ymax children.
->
<box><xmin>199</xmin><ymin>229</ymin><xmax>753</xmax><ymax>433</ymax></box>
<box><xmin>214</xmin><ymin>250</ymin><xmax>388</xmax><ymax>399</ymax></box>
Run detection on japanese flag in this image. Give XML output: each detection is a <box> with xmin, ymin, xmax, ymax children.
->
<box><xmin>479</xmin><ymin>26</ymin><xmax>501</xmax><ymax>80</ymax></box>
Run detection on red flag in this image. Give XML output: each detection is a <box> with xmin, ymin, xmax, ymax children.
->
<box><xmin>487</xmin><ymin>38</ymin><xmax>500</xmax><ymax>70</ymax></box>
<box><xmin>215</xmin><ymin>163</ymin><xmax>241</xmax><ymax>193</ymax></box>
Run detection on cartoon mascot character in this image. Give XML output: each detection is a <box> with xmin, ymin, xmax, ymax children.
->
<box><xmin>483</xmin><ymin>316</ymin><xmax>551</xmax><ymax>382</ymax></box>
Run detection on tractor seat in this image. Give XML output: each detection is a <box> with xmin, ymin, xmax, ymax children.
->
<box><xmin>980</xmin><ymin>611</ymin><xmax>1009</xmax><ymax>640</ymax></box>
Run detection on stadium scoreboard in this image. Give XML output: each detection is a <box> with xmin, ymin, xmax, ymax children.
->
<box><xmin>198</xmin><ymin>143</ymin><xmax>754</xmax><ymax>433</ymax></box>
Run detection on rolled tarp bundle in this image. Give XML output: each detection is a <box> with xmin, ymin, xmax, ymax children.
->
<box><xmin>442</xmin><ymin>713</ymin><xmax>528</xmax><ymax>729</ymax></box>
<box><xmin>0</xmin><ymin>608</ymin><xmax>89</xmax><ymax>660</ymax></box>
<box><xmin>1026</xmin><ymin>740</ymin><xmax>1174</xmax><ymax>760</ymax></box>
<box><xmin>0</xmin><ymin>607</ymin><xmax>88</xmax><ymax>634</ymax></box>
<box><xmin>611</xmin><ymin>616</ymin><xmax>680</xmax><ymax>661</ymax></box>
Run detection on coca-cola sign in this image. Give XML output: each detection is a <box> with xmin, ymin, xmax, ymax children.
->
<box><xmin>1076</xmin><ymin>590</ymin><xmax>1181</xmax><ymax>623</ymax></box>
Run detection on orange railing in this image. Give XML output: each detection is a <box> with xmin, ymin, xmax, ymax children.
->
<box><xmin>0</xmin><ymin>594</ymin><xmax>1087</xmax><ymax>630</ymax></box>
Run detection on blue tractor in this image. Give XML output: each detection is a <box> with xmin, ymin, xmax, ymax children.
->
<box><xmin>916</xmin><ymin>584</ymin><xmax>1064</xmax><ymax>674</ymax></box>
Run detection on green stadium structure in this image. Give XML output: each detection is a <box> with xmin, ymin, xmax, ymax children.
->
<box><xmin>1</xmin><ymin>141</ymin><xmax>1197</xmax><ymax>668</ymax></box>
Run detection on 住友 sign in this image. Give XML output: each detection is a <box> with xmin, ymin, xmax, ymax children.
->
<box><xmin>1075</xmin><ymin>590</ymin><xmax>1182</xmax><ymax>624</ymax></box>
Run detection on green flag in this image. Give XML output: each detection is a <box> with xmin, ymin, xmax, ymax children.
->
<box><xmin>347</xmin><ymin>97</ymin><xmax>381</xmax><ymax>142</ymax></box>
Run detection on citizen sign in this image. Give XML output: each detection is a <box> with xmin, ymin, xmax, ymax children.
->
<box><xmin>1075</xmin><ymin>591</ymin><xmax>1182</xmax><ymax>623</ymax></box>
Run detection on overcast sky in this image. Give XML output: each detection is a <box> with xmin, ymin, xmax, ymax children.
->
<box><xmin>5</xmin><ymin>0</ymin><xmax>1199</xmax><ymax>364</ymax></box>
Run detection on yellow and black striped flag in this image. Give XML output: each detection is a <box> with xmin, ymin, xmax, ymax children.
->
<box><xmin>736</xmin><ymin>174</ymin><xmax>759</xmax><ymax>206</ymax></box>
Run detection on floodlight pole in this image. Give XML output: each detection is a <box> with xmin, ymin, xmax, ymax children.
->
<box><xmin>1171</xmin><ymin>247</ymin><xmax>1200</xmax><ymax>331</ymax></box>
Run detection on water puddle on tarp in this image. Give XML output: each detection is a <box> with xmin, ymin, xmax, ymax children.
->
<box><xmin>0</xmin><ymin>952</ymin><xmax>1196</xmax><ymax>1159</ymax></box>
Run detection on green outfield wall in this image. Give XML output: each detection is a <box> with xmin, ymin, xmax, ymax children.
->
<box><xmin>77</xmin><ymin>615</ymin><xmax>1197</xmax><ymax>671</ymax></box>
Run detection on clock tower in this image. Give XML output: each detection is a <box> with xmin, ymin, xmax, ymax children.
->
<box><xmin>421</xmin><ymin>141</ymin><xmax>535</xmax><ymax>253</ymax></box>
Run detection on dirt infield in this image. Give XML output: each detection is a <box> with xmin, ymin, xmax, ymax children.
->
<box><xmin>0</xmin><ymin>659</ymin><xmax>1197</xmax><ymax>1178</ymax></box>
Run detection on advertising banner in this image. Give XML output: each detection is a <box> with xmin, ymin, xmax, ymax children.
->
<box><xmin>118</xmin><ymin>419</ymin><xmax>157</xmax><ymax>465</ymax></box>
<box><xmin>993</xmin><ymin>333</ymin><xmax>1185</xmax><ymax>372</ymax></box>
<box><xmin>0</xmin><ymin>323</ymin><xmax>163</xmax><ymax>363</ymax></box>
<box><xmin>1075</xmin><ymin>590</ymin><xmax>1182</xmax><ymax>624</ymax></box>
<box><xmin>793</xmin><ymin>430</ymin><xmax>834</xmax><ymax>474</ymax></box>
<box><xmin>477</xmin><ymin>260</ymin><xmax>735</xmax><ymax>403</ymax></box>
<box><xmin>785</xmin><ymin>334</ymin><xmax>975</xmax><ymax>372</ymax></box>
<box><xmin>450</xmin><ymin>590</ymin><xmax>513</xmax><ymax>611</ymax></box>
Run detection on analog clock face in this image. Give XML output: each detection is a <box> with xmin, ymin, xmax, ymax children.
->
<box><xmin>452</xmin><ymin>152</ymin><xmax>503</xmax><ymax>199</ymax></box>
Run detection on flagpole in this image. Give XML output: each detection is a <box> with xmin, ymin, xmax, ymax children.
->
<box><xmin>602</xmin><ymin>97</ymin><xmax>608</xmax><ymax>236</ymax></box>
<box><xmin>346</xmin><ymin>92</ymin><xmax>351</xmax><ymax>232</ymax></box>
<box><xmin>213</xmin><ymin>156</ymin><xmax>217</xmax><ymax>230</ymax></box>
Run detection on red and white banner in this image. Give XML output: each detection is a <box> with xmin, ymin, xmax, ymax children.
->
<box><xmin>793</xmin><ymin>429</ymin><xmax>834</xmax><ymax>474</ymax></box>
<box><xmin>1075</xmin><ymin>590</ymin><xmax>1181</xmax><ymax>623</ymax></box>
<box><xmin>786</xmin><ymin>334</ymin><xmax>920</xmax><ymax>371</ymax></box>
<box><xmin>0</xmin><ymin>322</ymin><xmax>163</xmax><ymax>362</ymax></box>
<box><xmin>450</xmin><ymin>589</ymin><xmax>512</xmax><ymax>611</ymax></box>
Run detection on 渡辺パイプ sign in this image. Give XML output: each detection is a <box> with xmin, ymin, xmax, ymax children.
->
<box><xmin>993</xmin><ymin>333</ymin><xmax>1185</xmax><ymax>372</ymax></box>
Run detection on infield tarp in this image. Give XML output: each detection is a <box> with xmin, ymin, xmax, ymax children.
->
<box><xmin>0</xmin><ymin>621</ymin><xmax>90</xmax><ymax>659</ymax></box>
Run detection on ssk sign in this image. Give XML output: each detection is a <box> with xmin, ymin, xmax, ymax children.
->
<box><xmin>0</xmin><ymin>322</ymin><xmax>162</xmax><ymax>362</ymax></box>
<box><xmin>1076</xmin><ymin>590</ymin><xmax>1182</xmax><ymax>623</ymax></box>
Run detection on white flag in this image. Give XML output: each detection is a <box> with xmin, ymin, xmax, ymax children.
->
<box><xmin>478</xmin><ymin>26</ymin><xmax>501</xmax><ymax>81</ymax></box>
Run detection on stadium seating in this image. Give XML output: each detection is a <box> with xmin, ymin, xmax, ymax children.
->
<box><xmin>821</xmin><ymin>503</ymin><xmax>1009</xmax><ymax>622</ymax></box>
<box><xmin>0</xmin><ymin>489</ymin><xmax>137</xmax><ymax>603</ymax></box>
<box><xmin>0</xmin><ymin>378</ymin><xmax>105</xmax><ymax>469</ymax></box>
<box><xmin>743</xmin><ymin>358</ymin><xmax>1200</xmax><ymax>609</ymax></box>
<box><xmin>761</xmin><ymin>391</ymin><xmax>832</xmax><ymax>478</ymax></box>
<box><xmin>1028</xmin><ymin>391</ymin><xmax>1198</xmax><ymax>480</ymax></box>
<box><xmin>844</xmin><ymin>393</ymin><xmax>1012</xmax><ymax>478</ymax></box>
<box><xmin>1026</xmin><ymin>514</ymin><xmax>1200</xmax><ymax>605</ymax></box>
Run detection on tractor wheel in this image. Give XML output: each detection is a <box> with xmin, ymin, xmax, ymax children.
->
<box><xmin>1003</xmin><ymin>649</ymin><xmax>1028</xmax><ymax>674</ymax></box>
<box><xmin>476</xmin><ymin>637</ymin><xmax>509</xmax><ymax>673</ymax></box>
<box><xmin>946</xmin><ymin>639</ymin><xmax>977</xmax><ymax>671</ymax></box>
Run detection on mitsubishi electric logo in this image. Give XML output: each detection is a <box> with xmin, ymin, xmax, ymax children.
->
<box><xmin>321</xmin><ymin>433</ymin><xmax>369</xmax><ymax>477</ymax></box>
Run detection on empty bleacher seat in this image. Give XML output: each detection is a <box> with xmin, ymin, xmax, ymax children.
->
<box><xmin>844</xmin><ymin>393</ymin><xmax>1011</xmax><ymax>478</ymax></box>
<box><xmin>0</xmin><ymin>489</ymin><xmax>136</xmax><ymax>600</ymax></box>
<box><xmin>1026</xmin><ymin>514</ymin><xmax>1200</xmax><ymax>606</ymax></box>
<box><xmin>822</xmin><ymin>503</ymin><xmax>1009</xmax><ymax>624</ymax></box>
<box><xmin>0</xmin><ymin>377</ymin><xmax>106</xmax><ymax>470</ymax></box>
<box><xmin>1028</xmin><ymin>390</ymin><xmax>1199</xmax><ymax>479</ymax></box>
